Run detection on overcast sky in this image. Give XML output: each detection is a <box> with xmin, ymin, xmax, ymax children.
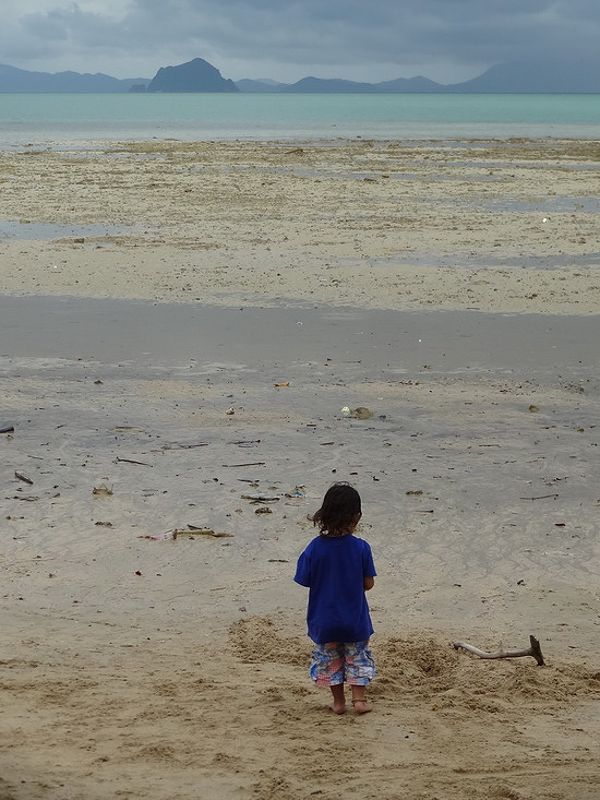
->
<box><xmin>2</xmin><ymin>1</ymin><xmax>599</xmax><ymax>83</ymax></box>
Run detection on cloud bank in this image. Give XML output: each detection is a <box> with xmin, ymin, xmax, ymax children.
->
<box><xmin>2</xmin><ymin>0</ymin><xmax>599</xmax><ymax>82</ymax></box>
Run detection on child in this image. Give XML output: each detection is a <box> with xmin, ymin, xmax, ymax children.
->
<box><xmin>294</xmin><ymin>482</ymin><xmax>376</xmax><ymax>715</ymax></box>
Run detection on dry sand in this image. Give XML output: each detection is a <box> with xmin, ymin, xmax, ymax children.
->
<box><xmin>1</xmin><ymin>139</ymin><xmax>600</xmax><ymax>800</ymax></box>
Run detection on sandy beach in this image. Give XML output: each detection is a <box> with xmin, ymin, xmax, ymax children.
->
<box><xmin>1</xmin><ymin>140</ymin><xmax>600</xmax><ymax>800</ymax></box>
<box><xmin>1</xmin><ymin>139</ymin><xmax>600</xmax><ymax>314</ymax></box>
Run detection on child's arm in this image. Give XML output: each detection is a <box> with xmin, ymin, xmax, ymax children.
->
<box><xmin>362</xmin><ymin>542</ymin><xmax>376</xmax><ymax>591</ymax></box>
<box><xmin>294</xmin><ymin>549</ymin><xmax>311</xmax><ymax>587</ymax></box>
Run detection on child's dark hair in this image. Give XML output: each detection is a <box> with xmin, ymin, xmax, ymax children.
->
<box><xmin>312</xmin><ymin>482</ymin><xmax>362</xmax><ymax>537</ymax></box>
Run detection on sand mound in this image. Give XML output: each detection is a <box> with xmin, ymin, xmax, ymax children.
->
<box><xmin>374</xmin><ymin>633</ymin><xmax>600</xmax><ymax>714</ymax></box>
<box><xmin>229</xmin><ymin>616</ymin><xmax>310</xmax><ymax>666</ymax></box>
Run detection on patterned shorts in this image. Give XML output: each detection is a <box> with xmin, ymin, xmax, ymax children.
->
<box><xmin>310</xmin><ymin>641</ymin><xmax>376</xmax><ymax>687</ymax></box>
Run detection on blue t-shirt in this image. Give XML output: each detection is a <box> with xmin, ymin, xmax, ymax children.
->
<box><xmin>294</xmin><ymin>534</ymin><xmax>376</xmax><ymax>644</ymax></box>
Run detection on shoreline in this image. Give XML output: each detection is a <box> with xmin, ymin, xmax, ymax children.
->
<box><xmin>5</xmin><ymin>133</ymin><xmax>600</xmax><ymax>150</ymax></box>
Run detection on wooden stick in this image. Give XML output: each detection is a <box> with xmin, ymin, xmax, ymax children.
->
<box><xmin>161</xmin><ymin>442</ymin><xmax>208</xmax><ymax>450</ymax></box>
<box><xmin>520</xmin><ymin>494</ymin><xmax>559</xmax><ymax>501</ymax></box>
<box><xmin>115</xmin><ymin>456</ymin><xmax>152</xmax><ymax>467</ymax></box>
<box><xmin>453</xmin><ymin>635</ymin><xmax>545</xmax><ymax>666</ymax></box>
<box><xmin>222</xmin><ymin>462</ymin><xmax>266</xmax><ymax>468</ymax></box>
<box><xmin>241</xmin><ymin>495</ymin><xmax>279</xmax><ymax>502</ymax></box>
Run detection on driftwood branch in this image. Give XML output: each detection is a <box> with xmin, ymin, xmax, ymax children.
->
<box><xmin>161</xmin><ymin>442</ymin><xmax>208</xmax><ymax>451</ymax></box>
<box><xmin>222</xmin><ymin>462</ymin><xmax>266</xmax><ymax>468</ymax></box>
<box><xmin>453</xmin><ymin>635</ymin><xmax>545</xmax><ymax>666</ymax></box>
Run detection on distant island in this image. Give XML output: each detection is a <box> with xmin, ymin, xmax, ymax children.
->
<box><xmin>2</xmin><ymin>54</ymin><xmax>600</xmax><ymax>94</ymax></box>
<box><xmin>146</xmin><ymin>58</ymin><xmax>238</xmax><ymax>93</ymax></box>
<box><xmin>0</xmin><ymin>63</ymin><xmax>148</xmax><ymax>93</ymax></box>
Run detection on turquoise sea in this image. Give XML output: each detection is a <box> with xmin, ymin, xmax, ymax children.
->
<box><xmin>1</xmin><ymin>92</ymin><xmax>600</xmax><ymax>147</ymax></box>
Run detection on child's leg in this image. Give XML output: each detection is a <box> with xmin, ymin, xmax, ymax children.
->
<box><xmin>344</xmin><ymin>641</ymin><xmax>375</xmax><ymax>714</ymax></box>
<box><xmin>310</xmin><ymin>642</ymin><xmax>346</xmax><ymax>714</ymax></box>
<box><xmin>329</xmin><ymin>683</ymin><xmax>346</xmax><ymax>715</ymax></box>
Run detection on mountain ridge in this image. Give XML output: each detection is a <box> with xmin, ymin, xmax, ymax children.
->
<box><xmin>1</xmin><ymin>55</ymin><xmax>600</xmax><ymax>93</ymax></box>
<box><xmin>0</xmin><ymin>63</ymin><xmax>148</xmax><ymax>93</ymax></box>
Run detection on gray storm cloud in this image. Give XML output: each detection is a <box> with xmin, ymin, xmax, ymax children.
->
<box><xmin>2</xmin><ymin>0</ymin><xmax>599</xmax><ymax>80</ymax></box>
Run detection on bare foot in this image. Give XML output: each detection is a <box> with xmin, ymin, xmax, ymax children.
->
<box><xmin>352</xmin><ymin>700</ymin><xmax>372</xmax><ymax>715</ymax></box>
<box><xmin>329</xmin><ymin>702</ymin><xmax>346</xmax><ymax>715</ymax></box>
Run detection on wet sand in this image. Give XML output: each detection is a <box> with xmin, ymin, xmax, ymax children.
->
<box><xmin>2</xmin><ymin>294</ymin><xmax>600</xmax><ymax>369</ymax></box>
<box><xmin>1</xmin><ymin>139</ymin><xmax>600</xmax><ymax>800</ymax></box>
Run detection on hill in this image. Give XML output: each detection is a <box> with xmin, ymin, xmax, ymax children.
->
<box><xmin>283</xmin><ymin>76</ymin><xmax>381</xmax><ymax>93</ymax></box>
<box><xmin>280</xmin><ymin>75</ymin><xmax>443</xmax><ymax>93</ymax></box>
<box><xmin>147</xmin><ymin>58</ymin><xmax>238</xmax><ymax>93</ymax></box>
<box><xmin>0</xmin><ymin>63</ymin><xmax>147</xmax><ymax>92</ymax></box>
<box><xmin>448</xmin><ymin>56</ymin><xmax>600</xmax><ymax>93</ymax></box>
<box><xmin>236</xmin><ymin>79</ymin><xmax>285</xmax><ymax>93</ymax></box>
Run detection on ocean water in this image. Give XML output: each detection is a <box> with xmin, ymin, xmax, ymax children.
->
<box><xmin>0</xmin><ymin>92</ymin><xmax>600</xmax><ymax>147</ymax></box>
